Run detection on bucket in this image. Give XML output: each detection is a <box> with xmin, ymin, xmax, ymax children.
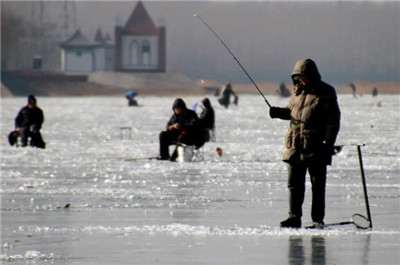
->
<box><xmin>177</xmin><ymin>145</ymin><xmax>195</xmax><ymax>162</ymax></box>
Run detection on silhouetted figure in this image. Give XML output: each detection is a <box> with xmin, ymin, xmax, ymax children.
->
<box><xmin>372</xmin><ymin>87</ymin><xmax>378</xmax><ymax>97</ymax></box>
<box><xmin>9</xmin><ymin>95</ymin><xmax>46</xmax><ymax>148</ymax></box>
<box><xmin>218</xmin><ymin>82</ymin><xmax>238</xmax><ymax>108</ymax></box>
<box><xmin>278</xmin><ymin>82</ymin><xmax>291</xmax><ymax>97</ymax></box>
<box><xmin>199</xmin><ymin>97</ymin><xmax>215</xmax><ymax>142</ymax></box>
<box><xmin>349</xmin><ymin>83</ymin><xmax>357</xmax><ymax>98</ymax></box>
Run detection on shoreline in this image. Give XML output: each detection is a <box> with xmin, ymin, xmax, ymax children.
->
<box><xmin>1</xmin><ymin>70</ymin><xmax>398</xmax><ymax>97</ymax></box>
<box><xmin>2</xmin><ymin>82</ymin><xmax>398</xmax><ymax>98</ymax></box>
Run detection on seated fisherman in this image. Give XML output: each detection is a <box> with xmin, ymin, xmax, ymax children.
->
<box><xmin>158</xmin><ymin>98</ymin><xmax>202</xmax><ymax>161</ymax></box>
<box><xmin>199</xmin><ymin>97</ymin><xmax>215</xmax><ymax>142</ymax></box>
<box><xmin>10</xmin><ymin>95</ymin><xmax>46</xmax><ymax>148</ymax></box>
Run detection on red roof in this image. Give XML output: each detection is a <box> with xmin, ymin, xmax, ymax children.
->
<box><xmin>123</xmin><ymin>1</ymin><xmax>158</xmax><ymax>36</ymax></box>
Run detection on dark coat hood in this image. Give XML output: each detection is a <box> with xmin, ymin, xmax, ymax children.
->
<box><xmin>172</xmin><ymin>98</ymin><xmax>187</xmax><ymax>110</ymax></box>
<box><xmin>201</xmin><ymin>98</ymin><xmax>212</xmax><ymax>109</ymax></box>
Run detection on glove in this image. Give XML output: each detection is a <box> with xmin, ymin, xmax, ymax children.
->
<box><xmin>270</xmin><ymin>107</ymin><xmax>291</xmax><ymax>120</ymax></box>
<box><xmin>333</xmin><ymin>145</ymin><xmax>343</xmax><ymax>155</ymax></box>
<box><xmin>271</xmin><ymin>106</ymin><xmax>292</xmax><ymax>119</ymax></box>
<box><xmin>269</xmin><ymin>107</ymin><xmax>281</xmax><ymax>119</ymax></box>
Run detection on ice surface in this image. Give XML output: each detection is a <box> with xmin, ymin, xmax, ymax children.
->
<box><xmin>1</xmin><ymin>94</ymin><xmax>399</xmax><ymax>264</ymax></box>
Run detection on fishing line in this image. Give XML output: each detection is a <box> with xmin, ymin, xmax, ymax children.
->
<box><xmin>193</xmin><ymin>14</ymin><xmax>271</xmax><ymax>108</ymax></box>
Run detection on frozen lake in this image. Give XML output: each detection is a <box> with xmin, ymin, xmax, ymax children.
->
<box><xmin>1</xmin><ymin>94</ymin><xmax>399</xmax><ymax>264</ymax></box>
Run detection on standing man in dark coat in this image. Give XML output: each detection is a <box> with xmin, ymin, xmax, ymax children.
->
<box><xmin>269</xmin><ymin>58</ymin><xmax>341</xmax><ymax>228</ymax></box>
<box><xmin>218</xmin><ymin>82</ymin><xmax>238</xmax><ymax>108</ymax></box>
<box><xmin>13</xmin><ymin>95</ymin><xmax>46</xmax><ymax>148</ymax></box>
<box><xmin>159</xmin><ymin>98</ymin><xmax>201</xmax><ymax>161</ymax></box>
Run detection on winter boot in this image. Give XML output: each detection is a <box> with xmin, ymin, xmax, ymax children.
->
<box><xmin>280</xmin><ymin>217</ymin><xmax>302</xmax><ymax>228</ymax></box>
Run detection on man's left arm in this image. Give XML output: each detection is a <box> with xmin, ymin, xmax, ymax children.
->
<box><xmin>323</xmin><ymin>92</ymin><xmax>341</xmax><ymax>147</ymax></box>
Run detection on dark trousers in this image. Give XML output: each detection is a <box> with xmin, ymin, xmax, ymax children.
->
<box><xmin>159</xmin><ymin>131</ymin><xmax>198</xmax><ymax>159</ymax></box>
<box><xmin>287</xmin><ymin>163</ymin><xmax>327</xmax><ymax>222</ymax></box>
<box><xmin>20</xmin><ymin>127</ymin><xmax>31</xmax><ymax>146</ymax></box>
<box><xmin>218</xmin><ymin>97</ymin><xmax>230</xmax><ymax>108</ymax></box>
<box><xmin>20</xmin><ymin>127</ymin><xmax>46</xmax><ymax>148</ymax></box>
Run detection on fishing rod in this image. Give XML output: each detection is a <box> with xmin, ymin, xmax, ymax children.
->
<box><xmin>193</xmin><ymin>14</ymin><xmax>271</xmax><ymax>108</ymax></box>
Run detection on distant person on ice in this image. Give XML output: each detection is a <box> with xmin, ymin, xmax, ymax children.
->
<box><xmin>278</xmin><ymin>82</ymin><xmax>291</xmax><ymax>98</ymax></box>
<box><xmin>372</xmin><ymin>87</ymin><xmax>378</xmax><ymax>97</ymax></box>
<box><xmin>199</xmin><ymin>97</ymin><xmax>215</xmax><ymax>142</ymax></box>
<box><xmin>9</xmin><ymin>95</ymin><xmax>46</xmax><ymax>148</ymax></box>
<box><xmin>158</xmin><ymin>98</ymin><xmax>202</xmax><ymax>161</ymax></box>
<box><xmin>349</xmin><ymin>83</ymin><xmax>357</xmax><ymax>98</ymax></box>
<box><xmin>125</xmin><ymin>90</ymin><xmax>138</xmax><ymax>106</ymax></box>
<box><xmin>269</xmin><ymin>58</ymin><xmax>341</xmax><ymax>229</ymax></box>
<box><xmin>218</xmin><ymin>82</ymin><xmax>238</xmax><ymax>108</ymax></box>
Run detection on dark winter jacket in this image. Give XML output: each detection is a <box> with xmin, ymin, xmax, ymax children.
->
<box><xmin>273</xmin><ymin>58</ymin><xmax>341</xmax><ymax>165</ymax></box>
<box><xmin>15</xmin><ymin>106</ymin><xmax>44</xmax><ymax>131</ymax></box>
<box><xmin>199</xmin><ymin>98</ymin><xmax>215</xmax><ymax>130</ymax></box>
<box><xmin>167</xmin><ymin>99</ymin><xmax>200</xmax><ymax>135</ymax></box>
<box><xmin>219</xmin><ymin>83</ymin><xmax>235</xmax><ymax>105</ymax></box>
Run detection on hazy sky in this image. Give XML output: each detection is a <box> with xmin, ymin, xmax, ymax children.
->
<box><xmin>3</xmin><ymin>1</ymin><xmax>399</xmax><ymax>84</ymax></box>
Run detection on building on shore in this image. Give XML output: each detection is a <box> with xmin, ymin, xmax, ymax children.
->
<box><xmin>60</xmin><ymin>28</ymin><xmax>114</xmax><ymax>73</ymax></box>
<box><xmin>60</xmin><ymin>1</ymin><xmax>165</xmax><ymax>73</ymax></box>
<box><xmin>114</xmin><ymin>1</ymin><xmax>166</xmax><ymax>72</ymax></box>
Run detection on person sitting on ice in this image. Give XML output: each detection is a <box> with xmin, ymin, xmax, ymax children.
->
<box><xmin>158</xmin><ymin>98</ymin><xmax>202</xmax><ymax>161</ymax></box>
<box><xmin>218</xmin><ymin>82</ymin><xmax>238</xmax><ymax>109</ymax></box>
<box><xmin>125</xmin><ymin>90</ymin><xmax>138</xmax><ymax>106</ymax></box>
<box><xmin>9</xmin><ymin>95</ymin><xmax>46</xmax><ymax>148</ymax></box>
<box><xmin>199</xmin><ymin>97</ymin><xmax>215</xmax><ymax>142</ymax></box>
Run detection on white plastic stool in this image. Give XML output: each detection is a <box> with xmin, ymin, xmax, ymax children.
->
<box><xmin>177</xmin><ymin>145</ymin><xmax>195</xmax><ymax>162</ymax></box>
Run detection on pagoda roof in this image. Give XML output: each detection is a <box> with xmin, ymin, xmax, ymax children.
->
<box><xmin>123</xmin><ymin>1</ymin><xmax>158</xmax><ymax>36</ymax></box>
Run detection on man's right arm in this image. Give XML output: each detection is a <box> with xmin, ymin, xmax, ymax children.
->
<box><xmin>166</xmin><ymin>114</ymin><xmax>175</xmax><ymax>130</ymax></box>
<box><xmin>269</xmin><ymin>107</ymin><xmax>291</xmax><ymax>120</ymax></box>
